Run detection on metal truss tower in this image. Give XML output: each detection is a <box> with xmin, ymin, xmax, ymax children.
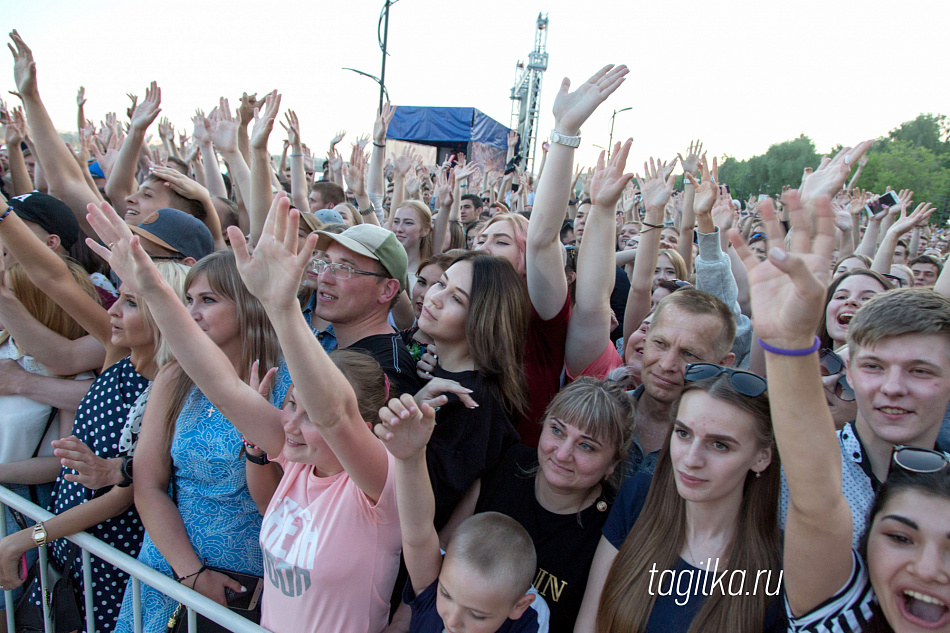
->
<box><xmin>509</xmin><ymin>13</ymin><xmax>548</xmax><ymax>175</ymax></box>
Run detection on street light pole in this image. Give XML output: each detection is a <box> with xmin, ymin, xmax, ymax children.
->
<box><xmin>608</xmin><ymin>107</ymin><xmax>632</xmax><ymax>158</ymax></box>
<box><xmin>379</xmin><ymin>0</ymin><xmax>391</xmax><ymax>113</ymax></box>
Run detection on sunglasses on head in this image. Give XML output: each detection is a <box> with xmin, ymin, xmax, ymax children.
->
<box><xmin>684</xmin><ymin>363</ymin><xmax>768</xmax><ymax>397</ymax></box>
<box><xmin>881</xmin><ymin>273</ymin><xmax>906</xmax><ymax>288</ymax></box>
<box><xmin>891</xmin><ymin>445</ymin><xmax>950</xmax><ymax>474</ymax></box>
<box><xmin>819</xmin><ymin>348</ymin><xmax>855</xmax><ymax>401</ymax></box>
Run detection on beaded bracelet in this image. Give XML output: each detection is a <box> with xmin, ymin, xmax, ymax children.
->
<box><xmin>0</xmin><ymin>208</ymin><xmax>10</xmax><ymax>224</ymax></box>
<box><xmin>758</xmin><ymin>335</ymin><xmax>821</xmax><ymax>357</ymax></box>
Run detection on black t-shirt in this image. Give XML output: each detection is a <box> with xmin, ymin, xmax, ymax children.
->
<box><xmin>603</xmin><ymin>474</ymin><xmax>787</xmax><ymax>633</ymax></box>
<box><xmin>476</xmin><ymin>444</ymin><xmax>610</xmax><ymax>633</ymax></box>
<box><xmin>427</xmin><ymin>366</ymin><xmax>519</xmax><ymax>530</ymax></box>
<box><xmin>404</xmin><ymin>578</ymin><xmax>543</xmax><ymax>633</ymax></box>
<box><xmin>349</xmin><ymin>332</ymin><xmax>422</xmax><ymax>398</ymax></box>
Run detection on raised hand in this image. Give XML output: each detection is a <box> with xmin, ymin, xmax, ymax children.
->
<box><xmin>2</xmin><ymin>105</ymin><xmax>25</xmax><ymax>145</ymax></box>
<box><xmin>249</xmin><ymin>90</ymin><xmax>281</xmax><ymax>150</ymax></box>
<box><xmin>507</xmin><ymin>130</ymin><xmax>519</xmax><ymax>150</ymax></box>
<box><xmin>394</xmin><ymin>147</ymin><xmax>414</xmax><ymax>176</ymax></box>
<box><xmin>887</xmin><ymin>202</ymin><xmax>934</xmax><ymax>238</ymax></box>
<box><xmin>552</xmin><ymin>64</ymin><xmax>629</xmax><ymax>136</ymax></box>
<box><xmin>207</xmin><ymin>99</ymin><xmax>239</xmax><ymax>154</ymax></box>
<box><xmin>589</xmin><ymin>139</ymin><xmax>634</xmax><ymax>210</ymax></box>
<box><xmin>729</xmin><ymin>193</ymin><xmax>834</xmax><ymax>348</ymax></box>
<box><xmin>374</xmin><ymin>394</ymin><xmax>437</xmax><ymax>461</ymax></box>
<box><xmin>677</xmin><ymin>139</ymin><xmax>703</xmax><ymax>176</ymax></box>
<box><xmin>84</xmin><ymin>201</ymin><xmax>166</xmax><ymax>297</ymax></box>
<box><xmin>343</xmin><ymin>142</ymin><xmax>367</xmax><ymax>197</ymax></box>
<box><xmin>799</xmin><ymin>142</ymin><xmax>872</xmax><ymax>206</ymax></box>
<box><xmin>434</xmin><ymin>168</ymin><xmax>454</xmax><ymax>210</ymax></box>
<box><xmin>280</xmin><ymin>110</ymin><xmax>301</xmax><ymax>147</ymax></box>
<box><xmin>238</xmin><ymin>92</ymin><xmax>260</xmax><ymax>126</ymax></box>
<box><xmin>329</xmin><ymin>129</ymin><xmax>346</xmax><ymax>151</ymax></box>
<box><xmin>685</xmin><ymin>154</ymin><xmax>719</xmax><ymax>216</ymax></box>
<box><xmin>125</xmin><ymin>93</ymin><xmax>138</xmax><ymax>120</ymax></box>
<box><xmin>131</xmin><ymin>81</ymin><xmax>161</xmax><ymax>132</ymax></box>
<box><xmin>228</xmin><ymin>193</ymin><xmax>316</xmax><ymax>311</ymax></box>
<box><xmin>635</xmin><ymin>157</ymin><xmax>675</xmax><ymax>210</ymax></box>
<box><xmin>76</xmin><ymin>86</ymin><xmax>86</xmax><ymax>108</ymax></box>
<box><xmin>373</xmin><ymin>102</ymin><xmax>395</xmax><ymax>144</ymax></box>
<box><xmin>192</xmin><ymin>110</ymin><xmax>210</xmax><ymax>144</ymax></box>
<box><xmin>7</xmin><ymin>30</ymin><xmax>37</xmax><ymax>98</ymax></box>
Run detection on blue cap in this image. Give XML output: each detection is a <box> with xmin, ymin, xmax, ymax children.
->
<box><xmin>128</xmin><ymin>208</ymin><xmax>214</xmax><ymax>261</ymax></box>
<box><xmin>88</xmin><ymin>162</ymin><xmax>105</xmax><ymax>179</ymax></box>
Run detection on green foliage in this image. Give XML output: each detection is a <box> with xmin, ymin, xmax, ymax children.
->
<box><xmin>717</xmin><ymin>114</ymin><xmax>950</xmax><ymax>223</ymax></box>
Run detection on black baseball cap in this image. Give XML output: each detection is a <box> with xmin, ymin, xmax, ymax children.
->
<box><xmin>7</xmin><ymin>192</ymin><xmax>80</xmax><ymax>250</ymax></box>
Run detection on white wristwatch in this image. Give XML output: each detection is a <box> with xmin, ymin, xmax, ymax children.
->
<box><xmin>550</xmin><ymin>129</ymin><xmax>581</xmax><ymax>148</ymax></box>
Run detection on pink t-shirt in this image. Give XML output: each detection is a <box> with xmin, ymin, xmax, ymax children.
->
<box><xmin>259</xmin><ymin>452</ymin><xmax>402</xmax><ymax>633</ymax></box>
<box><xmin>565</xmin><ymin>343</ymin><xmax>624</xmax><ymax>382</ymax></box>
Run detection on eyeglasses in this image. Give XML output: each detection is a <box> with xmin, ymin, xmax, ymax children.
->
<box><xmin>881</xmin><ymin>273</ymin><xmax>906</xmax><ymax>288</ymax></box>
<box><xmin>309</xmin><ymin>259</ymin><xmax>389</xmax><ymax>280</ymax></box>
<box><xmin>891</xmin><ymin>445</ymin><xmax>950</xmax><ymax>474</ymax></box>
<box><xmin>819</xmin><ymin>348</ymin><xmax>855</xmax><ymax>401</ymax></box>
<box><xmin>150</xmin><ymin>254</ymin><xmax>185</xmax><ymax>261</ymax></box>
<box><xmin>684</xmin><ymin>363</ymin><xmax>768</xmax><ymax>397</ymax></box>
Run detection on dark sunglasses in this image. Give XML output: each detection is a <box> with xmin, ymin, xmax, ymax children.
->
<box><xmin>684</xmin><ymin>363</ymin><xmax>768</xmax><ymax>397</ymax></box>
<box><xmin>819</xmin><ymin>348</ymin><xmax>855</xmax><ymax>401</ymax></box>
<box><xmin>891</xmin><ymin>445</ymin><xmax>950</xmax><ymax>474</ymax></box>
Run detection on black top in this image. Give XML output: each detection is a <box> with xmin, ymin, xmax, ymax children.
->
<box><xmin>427</xmin><ymin>366</ymin><xmax>519</xmax><ymax>530</ymax></box>
<box><xmin>349</xmin><ymin>331</ymin><xmax>422</xmax><ymax>398</ymax></box>
<box><xmin>476</xmin><ymin>444</ymin><xmax>611</xmax><ymax>633</ymax></box>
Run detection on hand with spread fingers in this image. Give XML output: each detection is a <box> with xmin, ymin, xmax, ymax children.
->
<box><xmin>728</xmin><ymin>192</ymin><xmax>834</xmax><ymax>348</ymax></box>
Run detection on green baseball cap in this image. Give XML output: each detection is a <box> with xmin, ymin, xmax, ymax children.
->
<box><xmin>315</xmin><ymin>224</ymin><xmax>409</xmax><ymax>292</ymax></box>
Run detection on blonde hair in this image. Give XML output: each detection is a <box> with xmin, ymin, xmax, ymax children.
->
<box><xmin>4</xmin><ymin>260</ymin><xmax>98</xmax><ymax>343</ymax></box>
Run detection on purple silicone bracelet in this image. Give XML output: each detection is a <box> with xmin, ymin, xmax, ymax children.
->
<box><xmin>758</xmin><ymin>335</ymin><xmax>821</xmax><ymax>357</ymax></box>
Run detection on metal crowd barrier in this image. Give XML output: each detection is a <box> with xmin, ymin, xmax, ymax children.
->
<box><xmin>0</xmin><ymin>485</ymin><xmax>266</xmax><ymax>633</ymax></box>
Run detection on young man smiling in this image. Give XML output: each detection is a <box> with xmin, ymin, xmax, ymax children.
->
<box><xmin>781</xmin><ymin>288</ymin><xmax>950</xmax><ymax>546</ymax></box>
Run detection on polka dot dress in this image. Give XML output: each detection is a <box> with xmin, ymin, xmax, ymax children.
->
<box><xmin>27</xmin><ymin>357</ymin><xmax>149</xmax><ymax>632</ymax></box>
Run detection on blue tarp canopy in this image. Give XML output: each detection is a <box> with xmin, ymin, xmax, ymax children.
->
<box><xmin>387</xmin><ymin>107</ymin><xmax>510</xmax><ymax>151</ymax></box>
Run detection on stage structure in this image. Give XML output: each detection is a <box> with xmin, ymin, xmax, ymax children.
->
<box><xmin>509</xmin><ymin>13</ymin><xmax>549</xmax><ymax>176</ymax></box>
<box><xmin>386</xmin><ymin>107</ymin><xmax>512</xmax><ymax>172</ymax></box>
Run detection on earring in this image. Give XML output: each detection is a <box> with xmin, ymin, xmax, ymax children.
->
<box><xmin>755</xmin><ymin>471</ymin><xmax>761</xmax><ymax>479</ymax></box>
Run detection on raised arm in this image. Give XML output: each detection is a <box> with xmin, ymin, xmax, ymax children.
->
<box><xmin>368</xmin><ymin>103</ymin><xmax>395</xmax><ymax>215</ymax></box>
<box><xmin>566</xmin><ymin>140</ymin><xmax>633</xmax><ymax>376</ymax></box>
<box><xmin>430</xmin><ymin>168</ymin><xmax>454</xmax><ymax>255</ymax></box>
<box><xmin>193</xmin><ymin>111</ymin><xmax>228</xmax><ymax>199</ymax></box>
<box><xmin>621</xmin><ymin>158</ymin><xmax>673</xmax><ymax>343</ymax></box>
<box><xmin>208</xmin><ymin>99</ymin><xmax>251</xmax><ymax>219</ymax></box>
<box><xmin>229</xmin><ymin>194</ymin><xmax>390</xmax><ymax>502</ymax></box>
<box><xmin>0</xmin><ymin>195</ymin><xmax>116</xmax><ymax>362</ymax></box>
<box><xmin>8</xmin><ymin>31</ymin><xmax>99</xmax><ymax>233</ymax></box>
<box><xmin>2</xmin><ymin>104</ymin><xmax>33</xmax><ymax>195</ymax></box>
<box><xmin>104</xmin><ymin>81</ymin><xmax>161</xmax><ymax>217</ymax></box>
<box><xmin>870</xmin><ymin>203</ymin><xmax>933</xmax><ymax>274</ymax></box>
<box><xmin>375</xmin><ymin>395</ymin><xmax>442</xmax><ymax>595</ymax></box>
<box><xmin>247</xmin><ymin>90</ymin><xmax>281</xmax><ymax>244</ymax></box>
<box><xmin>527</xmin><ymin>64</ymin><xmax>629</xmax><ymax>319</ymax></box>
<box><xmin>729</xmin><ymin>194</ymin><xmax>854</xmax><ymax>616</ymax></box>
<box><xmin>84</xmin><ymin>200</ymin><xmax>284</xmax><ymax>454</ymax></box>
<box><xmin>676</xmin><ymin>141</ymin><xmax>703</xmax><ymax>276</ymax></box>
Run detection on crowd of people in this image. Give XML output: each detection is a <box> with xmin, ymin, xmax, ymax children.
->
<box><xmin>0</xmin><ymin>27</ymin><xmax>947</xmax><ymax>633</ymax></box>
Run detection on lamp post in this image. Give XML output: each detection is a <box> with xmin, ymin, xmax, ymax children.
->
<box><xmin>607</xmin><ymin>107</ymin><xmax>632</xmax><ymax>158</ymax></box>
<box><xmin>342</xmin><ymin>0</ymin><xmax>399</xmax><ymax>113</ymax></box>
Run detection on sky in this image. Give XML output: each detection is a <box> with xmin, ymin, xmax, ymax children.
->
<box><xmin>5</xmin><ymin>0</ymin><xmax>949</xmax><ymax>174</ymax></box>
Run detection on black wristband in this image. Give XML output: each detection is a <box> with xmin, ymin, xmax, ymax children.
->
<box><xmin>245</xmin><ymin>450</ymin><xmax>270</xmax><ymax>466</ymax></box>
<box><xmin>117</xmin><ymin>455</ymin><xmax>133</xmax><ymax>487</ymax></box>
<box><xmin>373</xmin><ymin>142</ymin><xmax>386</xmax><ymax>148</ymax></box>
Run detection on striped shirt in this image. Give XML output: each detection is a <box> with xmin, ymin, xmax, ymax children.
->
<box><xmin>787</xmin><ymin>550</ymin><xmax>877</xmax><ymax>633</ymax></box>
